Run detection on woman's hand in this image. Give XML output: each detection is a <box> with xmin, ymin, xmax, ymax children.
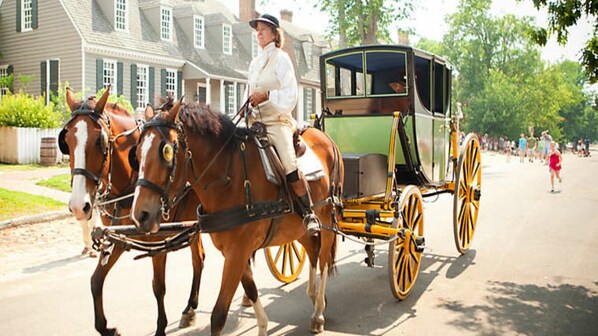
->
<box><xmin>249</xmin><ymin>91</ymin><xmax>269</xmax><ymax>107</ymax></box>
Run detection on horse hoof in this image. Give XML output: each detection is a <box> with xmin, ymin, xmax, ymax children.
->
<box><xmin>310</xmin><ymin>315</ymin><xmax>325</xmax><ymax>334</ymax></box>
<box><xmin>241</xmin><ymin>294</ymin><xmax>253</xmax><ymax>307</ymax></box>
<box><xmin>179</xmin><ymin>309</ymin><xmax>196</xmax><ymax>328</ymax></box>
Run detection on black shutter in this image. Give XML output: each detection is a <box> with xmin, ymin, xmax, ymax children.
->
<box><xmin>49</xmin><ymin>60</ymin><xmax>59</xmax><ymax>99</ymax></box>
<box><xmin>311</xmin><ymin>88</ymin><xmax>316</xmax><ymax>114</ymax></box>
<box><xmin>160</xmin><ymin>68</ymin><xmax>167</xmax><ymax>97</ymax></box>
<box><xmin>303</xmin><ymin>87</ymin><xmax>307</xmax><ymax>120</ymax></box>
<box><xmin>40</xmin><ymin>61</ymin><xmax>47</xmax><ymax>100</ymax></box>
<box><xmin>130</xmin><ymin>64</ymin><xmax>137</xmax><ymax>108</ymax></box>
<box><xmin>16</xmin><ymin>0</ymin><xmax>21</xmax><ymax>32</ymax></box>
<box><xmin>116</xmin><ymin>62</ymin><xmax>123</xmax><ymax>96</ymax></box>
<box><xmin>31</xmin><ymin>0</ymin><xmax>38</xmax><ymax>29</ymax></box>
<box><xmin>177</xmin><ymin>71</ymin><xmax>182</xmax><ymax>99</ymax></box>
<box><xmin>96</xmin><ymin>58</ymin><xmax>103</xmax><ymax>92</ymax></box>
<box><xmin>6</xmin><ymin>65</ymin><xmax>14</xmax><ymax>92</ymax></box>
<box><xmin>148</xmin><ymin>67</ymin><xmax>155</xmax><ymax>105</ymax></box>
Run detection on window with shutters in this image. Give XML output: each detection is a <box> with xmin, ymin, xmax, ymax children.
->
<box><xmin>136</xmin><ymin>65</ymin><xmax>148</xmax><ymax>109</ymax></box>
<box><xmin>115</xmin><ymin>0</ymin><xmax>128</xmax><ymax>31</ymax></box>
<box><xmin>194</xmin><ymin>15</ymin><xmax>205</xmax><ymax>49</ymax></box>
<box><xmin>303</xmin><ymin>42</ymin><xmax>313</xmax><ymax>70</ymax></box>
<box><xmin>251</xmin><ymin>32</ymin><xmax>259</xmax><ymax>58</ymax></box>
<box><xmin>222</xmin><ymin>24</ymin><xmax>232</xmax><ymax>55</ymax></box>
<box><xmin>102</xmin><ymin>60</ymin><xmax>117</xmax><ymax>89</ymax></box>
<box><xmin>165</xmin><ymin>69</ymin><xmax>177</xmax><ymax>99</ymax></box>
<box><xmin>21</xmin><ymin>0</ymin><xmax>33</xmax><ymax>31</ymax></box>
<box><xmin>161</xmin><ymin>6</ymin><xmax>172</xmax><ymax>41</ymax></box>
<box><xmin>0</xmin><ymin>66</ymin><xmax>9</xmax><ymax>100</ymax></box>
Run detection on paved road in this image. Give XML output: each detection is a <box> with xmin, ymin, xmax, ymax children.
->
<box><xmin>0</xmin><ymin>151</ymin><xmax>597</xmax><ymax>335</ymax></box>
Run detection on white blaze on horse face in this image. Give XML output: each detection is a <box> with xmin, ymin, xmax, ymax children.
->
<box><xmin>69</xmin><ymin>120</ymin><xmax>93</xmax><ymax>220</ymax></box>
<box><xmin>132</xmin><ymin>133</ymin><xmax>155</xmax><ymax>224</ymax></box>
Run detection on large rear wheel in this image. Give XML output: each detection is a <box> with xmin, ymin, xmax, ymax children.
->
<box><xmin>453</xmin><ymin>133</ymin><xmax>482</xmax><ymax>254</ymax></box>
<box><xmin>264</xmin><ymin>241</ymin><xmax>306</xmax><ymax>283</ymax></box>
<box><xmin>388</xmin><ymin>185</ymin><xmax>424</xmax><ymax>300</ymax></box>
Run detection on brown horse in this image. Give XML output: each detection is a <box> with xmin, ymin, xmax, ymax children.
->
<box><xmin>60</xmin><ymin>87</ymin><xmax>204</xmax><ymax>336</ymax></box>
<box><xmin>130</xmin><ymin>99</ymin><xmax>344</xmax><ymax>334</ymax></box>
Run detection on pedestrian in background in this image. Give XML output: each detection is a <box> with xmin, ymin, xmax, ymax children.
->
<box><xmin>548</xmin><ymin>141</ymin><xmax>562</xmax><ymax>193</ymax></box>
<box><xmin>527</xmin><ymin>132</ymin><xmax>537</xmax><ymax>163</ymax></box>
<box><xmin>505</xmin><ymin>137</ymin><xmax>512</xmax><ymax>162</ymax></box>
<box><xmin>518</xmin><ymin>134</ymin><xmax>527</xmax><ymax>163</ymax></box>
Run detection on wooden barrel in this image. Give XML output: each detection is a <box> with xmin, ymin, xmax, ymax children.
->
<box><xmin>40</xmin><ymin>137</ymin><xmax>57</xmax><ymax>166</ymax></box>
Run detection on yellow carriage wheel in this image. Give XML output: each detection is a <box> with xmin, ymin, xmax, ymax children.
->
<box><xmin>264</xmin><ymin>241</ymin><xmax>306</xmax><ymax>284</ymax></box>
<box><xmin>453</xmin><ymin>133</ymin><xmax>482</xmax><ymax>254</ymax></box>
<box><xmin>388</xmin><ymin>185</ymin><xmax>424</xmax><ymax>300</ymax></box>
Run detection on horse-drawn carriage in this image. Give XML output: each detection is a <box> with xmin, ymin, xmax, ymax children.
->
<box><xmin>264</xmin><ymin>44</ymin><xmax>483</xmax><ymax>299</ymax></box>
<box><xmin>78</xmin><ymin>44</ymin><xmax>481</xmax><ymax>334</ymax></box>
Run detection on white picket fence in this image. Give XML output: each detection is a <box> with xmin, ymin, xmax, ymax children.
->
<box><xmin>0</xmin><ymin>126</ymin><xmax>67</xmax><ymax>164</ymax></box>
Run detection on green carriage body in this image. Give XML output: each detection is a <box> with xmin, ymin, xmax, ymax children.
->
<box><xmin>319</xmin><ymin>45</ymin><xmax>453</xmax><ymax>190</ymax></box>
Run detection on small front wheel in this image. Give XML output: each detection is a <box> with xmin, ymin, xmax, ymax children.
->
<box><xmin>264</xmin><ymin>241</ymin><xmax>306</xmax><ymax>283</ymax></box>
<box><xmin>388</xmin><ymin>185</ymin><xmax>424</xmax><ymax>300</ymax></box>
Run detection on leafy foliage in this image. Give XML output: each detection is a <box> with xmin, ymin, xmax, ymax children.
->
<box><xmin>519</xmin><ymin>0</ymin><xmax>598</xmax><ymax>83</ymax></box>
<box><xmin>0</xmin><ymin>92</ymin><xmax>61</xmax><ymax>128</ymax></box>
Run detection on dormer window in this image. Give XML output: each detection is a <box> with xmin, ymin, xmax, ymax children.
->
<box><xmin>222</xmin><ymin>24</ymin><xmax>232</xmax><ymax>55</ymax></box>
<box><xmin>161</xmin><ymin>6</ymin><xmax>172</xmax><ymax>41</ymax></box>
<box><xmin>194</xmin><ymin>15</ymin><xmax>205</xmax><ymax>49</ymax></box>
<box><xmin>303</xmin><ymin>41</ymin><xmax>313</xmax><ymax>70</ymax></box>
<box><xmin>18</xmin><ymin>0</ymin><xmax>36</xmax><ymax>32</ymax></box>
<box><xmin>251</xmin><ymin>32</ymin><xmax>259</xmax><ymax>58</ymax></box>
<box><xmin>115</xmin><ymin>0</ymin><xmax>128</xmax><ymax>31</ymax></box>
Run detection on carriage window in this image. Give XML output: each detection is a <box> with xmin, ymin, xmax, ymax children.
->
<box><xmin>160</xmin><ymin>6</ymin><xmax>172</xmax><ymax>41</ymax></box>
<box><xmin>115</xmin><ymin>0</ymin><xmax>128</xmax><ymax>31</ymax></box>
<box><xmin>325</xmin><ymin>52</ymin><xmax>364</xmax><ymax>98</ymax></box>
<box><xmin>433</xmin><ymin>62</ymin><xmax>445</xmax><ymax>114</ymax></box>
<box><xmin>414</xmin><ymin>56</ymin><xmax>431</xmax><ymax>111</ymax></box>
<box><xmin>194</xmin><ymin>15</ymin><xmax>205</xmax><ymax>49</ymax></box>
<box><xmin>365</xmin><ymin>51</ymin><xmax>408</xmax><ymax>96</ymax></box>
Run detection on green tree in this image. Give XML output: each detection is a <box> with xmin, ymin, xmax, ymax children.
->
<box><xmin>519</xmin><ymin>0</ymin><xmax>598</xmax><ymax>83</ymax></box>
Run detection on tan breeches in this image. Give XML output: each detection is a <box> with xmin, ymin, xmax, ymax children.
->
<box><xmin>266</xmin><ymin>122</ymin><xmax>297</xmax><ymax>175</ymax></box>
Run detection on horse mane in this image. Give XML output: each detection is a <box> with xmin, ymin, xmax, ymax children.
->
<box><xmin>178</xmin><ymin>102</ymin><xmax>239</xmax><ymax>150</ymax></box>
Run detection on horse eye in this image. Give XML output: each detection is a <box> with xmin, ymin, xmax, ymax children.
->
<box><xmin>162</xmin><ymin>143</ymin><xmax>174</xmax><ymax>162</ymax></box>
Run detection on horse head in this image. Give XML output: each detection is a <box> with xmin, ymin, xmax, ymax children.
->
<box><xmin>130</xmin><ymin>98</ymin><xmax>187</xmax><ymax>233</ymax></box>
<box><xmin>61</xmin><ymin>86</ymin><xmax>112</xmax><ymax>220</ymax></box>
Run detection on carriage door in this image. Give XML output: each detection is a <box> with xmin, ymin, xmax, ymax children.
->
<box><xmin>432</xmin><ymin>60</ymin><xmax>450</xmax><ymax>181</ymax></box>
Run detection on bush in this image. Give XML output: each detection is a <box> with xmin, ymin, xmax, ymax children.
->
<box><xmin>0</xmin><ymin>92</ymin><xmax>61</xmax><ymax>128</ymax></box>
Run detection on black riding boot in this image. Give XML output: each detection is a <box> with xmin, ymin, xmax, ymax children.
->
<box><xmin>288</xmin><ymin>171</ymin><xmax>320</xmax><ymax>236</ymax></box>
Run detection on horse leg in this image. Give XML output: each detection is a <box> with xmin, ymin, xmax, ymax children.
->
<box><xmin>91</xmin><ymin>245</ymin><xmax>125</xmax><ymax>336</ymax></box>
<box><xmin>179</xmin><ymin>235</ymin><xmax>205</xmax><ymax>328</ymax></box>
<box><xmin>211</xmin><ymin>256</ymin><xmax>254</xmax><ymax>336</ymax></box>
<box><xmin>311</xmin><ymin>264</ymin><xmax>328</xmax><ymax>334</ymax></box>
<box><xmin>240</xmin><ymin>265</ymin><xmax>268</xmax><ymax>336</ymax></box>
<box><xmin>151</xmin><ymin>253</ymin><xmax>168</xmax><ymax>336</ymax></box>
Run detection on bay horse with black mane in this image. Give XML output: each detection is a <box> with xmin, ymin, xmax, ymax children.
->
<box><xmin>60</xmin><ymin>87</ymin><xmax>205</xmax><ymax>336</ymax></box>
<box><xmin>130</xmin><ymin>98</ymin><xmax>344</xmax><ymax>334</ymax></box>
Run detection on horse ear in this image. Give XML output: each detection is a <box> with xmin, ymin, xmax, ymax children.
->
<box><xmin>95</xmin><ymin>85</ymin><xmax>111</xmax><ymax>114</ymax></box>
<box><xmin>168</xmin><ymin>96</ymin><xmax>184</xmax><ymax>122</ymax></box>
<box><xmin>66</xmin><ymin>87</ymin><xmax>79</xmax><ymax>112</ymax></box>
<box><xmin>145</xmin><ymin>104</ymin><xmax>156</xmax><ymax>120</ymax></box>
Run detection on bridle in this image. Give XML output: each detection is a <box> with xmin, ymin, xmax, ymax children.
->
<box><xmin>134</xmin><ymin>117</ymin><xmax>190</xmax><ymax>220</ymax></box>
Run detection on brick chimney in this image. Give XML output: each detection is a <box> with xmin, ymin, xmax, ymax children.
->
<box><xmin>239</xmin><ymin>0</ymin><xmax>257</xmax><ymax>22</ymax></box>
<box><xmin>398</xmin><ymin>30</ymin><xmax>409</xmax><ymax>46</ymax></box>
<box><xmin>280</xmin><ymin>9</ymin><xmax>293</xmax><ymax>23</ymax></box>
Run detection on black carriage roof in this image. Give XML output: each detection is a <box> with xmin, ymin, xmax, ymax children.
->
<box><xmin>321</xmin><ymin>44</ymin><xmax>452</xmax><ymax>69</ymax></box>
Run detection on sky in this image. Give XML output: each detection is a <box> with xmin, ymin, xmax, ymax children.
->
<box><xmin>225</xmin><ymin>0</ymin><xmax>595</xmax><ymax>64</ymax></box>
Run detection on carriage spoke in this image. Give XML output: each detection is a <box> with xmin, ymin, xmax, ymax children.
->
<box><xmin>281</xmin><ymin>245</ymin><xmax>288</xmax><ymax>275</ymax></box>
<box><xmin>287</xmin><ymin>246</ymin><xmax>295</xmax><ymax>275</ymax></box>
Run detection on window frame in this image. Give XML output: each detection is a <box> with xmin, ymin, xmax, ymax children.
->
<box><xmin>303</xmin><ymin>87</ymin><xmax>313</xmax><ymax>121</ymax></box>
<box><xmin>160</xmin><ymin>6</ymin><xmax>173</xmax><ymax>41</ymax></box>
<box><xmin>115</xmin><ymin>0</ymin><xmax>128</xmax><ymax>32</ymax></box>
<box><xmin>165</xmin><ymin>68</ymin><xmax>177</xmax><ymax>99</ymax></box>
<box><xmin>0</xmin><ymin>65</ymin><xmax>9</xmax><ymax>100</ymax></box>
<box><xmin>222</xmin><ymin>24</ymin><xmax>232</xmax><ymax>55</ymax></box>
<box><xmin>193</xmin><ymin>15</ymin><xmax>205</xmax><ymax>49</ymax></box>
<box><xmin>21</xmin><ymin>0</ymin><xmax>33</xmax><ymax>32</ymax></box>
<box><xmin>102</xmin><ymin>59</ymin><xmax>117</xmax><ymax>90</ymax></box>
<box><xmin>226</xmin><ymin>83</ymin><xmax>235</xmax><ymax>115</ymax></box>
<box><xmin>136</xmin><ymin>64</ymin><xmax>149</xmax><ymax>110</ymax></box>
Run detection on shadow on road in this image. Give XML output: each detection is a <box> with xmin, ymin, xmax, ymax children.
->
<box><xmin>438</xmin><ymin>281</ymin><xmax>598</xmax><ymax>336</ymax></box>
<box><xmin>23</xmin><ymin>254</ymin><xmax>87</xmax><ymax>274</ymax></box>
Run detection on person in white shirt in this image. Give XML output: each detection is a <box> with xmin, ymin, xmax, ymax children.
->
<box><xmin>245</xmin><ymin>14</ymin><xmax>320</xmax><ymax>236</ymax></box>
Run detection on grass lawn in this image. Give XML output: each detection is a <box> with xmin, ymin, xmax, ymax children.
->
<box><xmin>36</xmin><ymin>174</ymin><xmax>71</xmax><ymax>193</ymax></box>
<box><xmin>0</xmin><ymin>188</ymin><xmax>66</xmax><ymax>221</ymax></box>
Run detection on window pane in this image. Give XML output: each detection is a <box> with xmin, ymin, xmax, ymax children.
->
<box><xmin>0</xmin><ymin>67</ymin><xmax>8</xmax><ymax>99</ymax></box>
<box><xmin>136</xmin><ymin>66</ymin><xmax>148</xmax><ymax>109</ymax></box>
<box><xmin>324</xmin><ymin>52</ymin><xmax>364</xmax><ymax>98</ymax></box>
<box><xmin>166</xmin><ymin>69</ymin><xmax>177</xmax><ymax>98</ymax></box>
<box><xmin>103</xmin><ymin>61</ymin><xmax>116</xmax><ymax>89</ymax></box>
<box><xmin>194</xmin><ymin>16</ymin><xmax>204</xmax><ymax>48</ymax></box>
<box><xmin>161</xmin><ymin>7</ymin><xmax>172</xmax><ymax>40</ymax></box>
<box><xmin>22</xmin><ymin>0</ymin><xmax>33</xmax><ymax>31</ymax></box>
<box><xmin>415</xmin><ymin>56</ymin><xmax>431</xmax><ymax>111</ymax></box>
<box><xmin>223</xmin><ymin>25</ymin><xmax>232</xmax><ymax>54</ymax></box>
<box><xmin>365</xmin><ymin>51</ymin><xmax>408</xmax><ymax>96</ymax></box>
<box><xmin>115</xmin><ymin>0</ymin><xmax>127</xmax><ymax>31</ymax></box>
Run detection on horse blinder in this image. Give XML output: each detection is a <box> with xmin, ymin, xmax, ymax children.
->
<box><xmin>159</xmin><ymin>140</ymin><xmax>176</xmax><ymax>167</ymax></box>
<box><xmin>128</xmin><ymin>145</ymin><xmax>139</xmax><ymax>172</ymax></box>
<box><xmin>58</xmin><ymin>129</ymin><xmax>69</xmax><ymax>155</ymax></box>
